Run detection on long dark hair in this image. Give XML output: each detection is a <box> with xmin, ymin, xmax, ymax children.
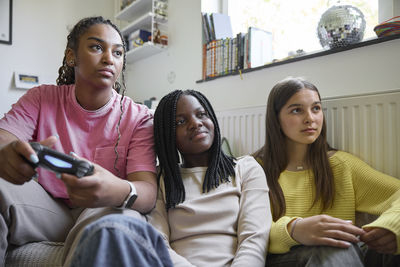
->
<box><xmin>255</xmin><ymin>77</ymin><xmax>335</xmax><ymax>221</ymax></box>
<box><xmin>56</xmin><ymin>16</ymin><xmax>127</xmax><ymax>177</ymax></box>
<box><xmin>154</xmin><ymin>90</ymin><xmax>236</xmax><ymax>209</ymax></box>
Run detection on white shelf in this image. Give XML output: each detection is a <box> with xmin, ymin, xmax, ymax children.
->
<box><xmin>121</xmin><ymin>13</ymin><xmax>168</xmax><ymax>36</ymax></box>
<box><xmin>121</xmin><ymin>12</ymin><xmax>153</xmax><ymax>35</ymax></box>
<box><xmin>126</xmin><ymin>42</ymin><xmax>166</xmax><ymax>63</ymax></box>
<box><xmin>116</xmin><ymin>0</ymin><xmax>168</xmax><ymax>63</ymax></box>
<box><xmin>116</xmin><ymin>0</ymin><xmax>152</xmax><ymax>21</ymax></box>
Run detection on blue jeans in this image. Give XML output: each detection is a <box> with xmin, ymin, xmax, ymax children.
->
<box><xmin>266</xmin><ymin>244</ymin><xmax>364</xmax><ymax>267</ymax></box>
<box><xmin>266</xmin><ymin>243</ymin><xmax>400</xmax><ymax>267</ymax></box>
<box><xmin>69</xmin><ymin>214</ymin><xmax>173</xmax><ymax>267</ymax></box>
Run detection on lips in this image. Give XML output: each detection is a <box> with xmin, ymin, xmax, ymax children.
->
<box><xmin>301</xmin><ymin>128</ymin><xmax>317</xmax><ymax>133</ymax></box>
<box><xmin>190</xmin><ymin>130</ymin><xmax>208</xmax><ymax>140</ymax></box>
<box><xmin>98</xmin><ymin>68</ymin><xmax>114</xmax><ymax>77</ymax></box>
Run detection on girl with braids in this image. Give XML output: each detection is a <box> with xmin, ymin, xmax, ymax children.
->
<box><xmin>0</xmin><ymin>16</ymin><xmax>171</xmax><ymax>266</ymax></box>
<box><xmin>148</xmin><ymin>89</ymin><xmax>272</xmax><ymax>266</ymax></box>
<box><xmin>254</xmin><ymin>77</ymin><xmax>400</xmax><ymax>266</ymax></box>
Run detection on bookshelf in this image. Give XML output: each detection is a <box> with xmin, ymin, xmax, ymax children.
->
<box><xmin>115</xmin><ymin>0</ymin><xmax>168</xmax><ymax>63</ymax></box>
<box><xmin>197</xmin><ymin>33</ymin><xmax>400</xmax><ymax>83</ymax></box>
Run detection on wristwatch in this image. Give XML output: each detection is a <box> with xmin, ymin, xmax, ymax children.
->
<box><xmin>115</xmin><ymin>180</ymin><xmax>137</xmax><ymax>209</ymax></box>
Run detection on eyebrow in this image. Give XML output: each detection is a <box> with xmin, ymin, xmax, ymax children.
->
<box><xmin>287</xmin><ymin>101</ymin><xmax>321</xmax><ymax>109</ymax></box>
<box><xmin>87</xmin><ymin>37</ymin><xmax>123</xmax><ymax>48</ymax></box>
<box><xmin>175</xmin><ymin>107</ymin><xmax>205</xmax><ymax>117</ymax></box>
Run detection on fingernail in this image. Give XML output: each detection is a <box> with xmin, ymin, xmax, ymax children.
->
<box><xmin>54</xmin><ymin>133</ymin><xmax>59</xmax><ymax>139</ymax></box>
<box><xmin>55</xmin><ymin>173</ymin><xmax>61</xmax><ymax>179</ymax></box>
<box><xmin>346</xmin><ymin>220</ymin><xmax>353</xmax><ymax>223</ymax></box>
<box><xmin>70</xmin><ymin>151</ymin><xmax>77</xmax><ymax>157</ymax></box>
<box><xmin>30</xmin><ymin>154</ymin><xmax>39</xmax><ymax>164</ymax></box>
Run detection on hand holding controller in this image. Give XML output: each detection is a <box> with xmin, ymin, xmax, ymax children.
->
<box><xmin>29</xmin><ymin>142</ymin><xmax>94</xmax><ymax>178</ymax></box>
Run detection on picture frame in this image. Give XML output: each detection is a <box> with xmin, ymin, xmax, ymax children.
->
<box><xmin>0</xmin><ymin>0</ymin><xmax>12</xmax><ymax>45</ymax></box>
<box><xmin>14</xmin><ymin>72</ymin><xmax>40</xmax><ymax>89</ymax></box>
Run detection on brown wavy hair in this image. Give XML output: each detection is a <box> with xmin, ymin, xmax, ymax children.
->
<box><xmin>254</xmin><ymin>77</ymin><xmax>336</xmax><ymax>221</ymax></box>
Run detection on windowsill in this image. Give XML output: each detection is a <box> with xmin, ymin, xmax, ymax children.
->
<box><xmin>196</xmin><ymin>33</ymin><xmax>400</xmax><ymax>83</ymax></box>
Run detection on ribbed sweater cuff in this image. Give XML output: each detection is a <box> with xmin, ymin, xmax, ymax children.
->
<box><xmin>363</xmin><ymin>211</ymin><xmax>400</xmax><ymax>255</ymax></box>
<box><xmin>269</xmin><ymin>217</ymin><xmax>300</xmax><ymax>253</ymax></box>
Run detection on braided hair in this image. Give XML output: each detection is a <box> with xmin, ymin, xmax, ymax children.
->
<box><xmin>56</xmin><ymin>16</ymin><xmax>127</xmax><ymax>177</ymax></box>
<box><xmin>56</xmin><ymin>16</ymin><xmax>126</xmax><ymax>94</ymax></box>
<box><xmin>154</xmin><ymin>90</ymin><xmax>236</xmax><ymax>209</ymax></box>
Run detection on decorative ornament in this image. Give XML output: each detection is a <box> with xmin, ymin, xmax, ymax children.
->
<box><xmin>317</xmin><ymin>4</ymin><xmax>366</xmax><ymax>49</ymax></box>
<box><xmin>373</xmin><ymin>16</ymin><xmax>400</xmax><ymax>38</ymax></box>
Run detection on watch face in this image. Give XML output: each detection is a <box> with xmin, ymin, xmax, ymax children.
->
<box><xmin>126</xmin><ymin>194</ymin><xmax>138</xmax><ymax>207</ymax></box>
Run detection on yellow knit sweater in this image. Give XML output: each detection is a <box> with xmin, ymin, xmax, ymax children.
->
<box><xmin>266</xmin><ymin>151</ymin><xmax>400</xmax><ymax>254</ymax></box>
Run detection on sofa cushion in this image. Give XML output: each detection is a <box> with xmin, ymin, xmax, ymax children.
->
<box><xmin>5</xmin><ymin>241</ymin><xmax>64</xmax><ymax>267</ymax></box>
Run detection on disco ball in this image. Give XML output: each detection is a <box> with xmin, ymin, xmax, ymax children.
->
<box><xmin>317</xmin><ymin>4</ymin><xmax>366</xmax><ymax>49</ymax></box>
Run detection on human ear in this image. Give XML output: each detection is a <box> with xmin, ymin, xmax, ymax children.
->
<box><xmin>65</xmin><ymin>48</ymin><xmax>76</xmax><ymax>67</ymax></box>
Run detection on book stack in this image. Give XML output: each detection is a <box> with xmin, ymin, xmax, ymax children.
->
<box><xmin>201</xmin><ymin>13</ymin><xmax>273</xmax><ymax>80</ymax></box>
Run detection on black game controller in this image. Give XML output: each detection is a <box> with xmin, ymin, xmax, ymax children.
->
<box><xmin>28</xmin><ymin>142</ymin><xmax>94</xmax><ymax>178</ymax></box>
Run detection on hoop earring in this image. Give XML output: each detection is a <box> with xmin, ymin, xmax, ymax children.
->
<box><xmin>114</xmin><ymin>81</ymin><xmax>121</xmax><ymax>93</ymax></box>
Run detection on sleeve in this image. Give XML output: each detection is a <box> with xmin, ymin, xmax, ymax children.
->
<box><xmin>268</xmin><ymin>216</ymin><xmax>301</xmax><ymax>253</ymax></box>
<box><xmin>231</xmin><ymin>156</ymin><xmax>271</xmax><ymax>267</ymax></box>
<box><xmin>147</xmin><ymin>178</ymin><xmax>196</xmax><ymax>267</ymax></box>
<box><xmin>348</xmin><ymin>153</ymin><xmax>400</xmax><ymax>254</ymax></box>
<box><xmin>126</xmin><ymin>105</ymin><xmax>156</xmax><ymax>174</ymax></box>
<box><xmin>253</xmin><ymin>154</ymin><xmax>301</xmax><ymax>254</ymax></box>
<box><xmin>0</xmin><ymin>86</ymin><xmax>41</xmax><ymax>141</ymax></box>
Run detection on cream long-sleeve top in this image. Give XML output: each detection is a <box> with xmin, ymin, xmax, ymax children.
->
<box><xmin>148</xmin><ymin>156</ymin><xmax>271</xmax><ymax>267</ymax></box>
<box><xmin>267</xmin><ymin>151</ymin><xmax>400</xmax><ymax>254</ymax></box>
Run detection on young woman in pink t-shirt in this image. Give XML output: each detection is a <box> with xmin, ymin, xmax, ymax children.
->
<box><xmin>0</xmin><ymin>16</ymin><xmax>171</xmax><ymax>266</ymax></box>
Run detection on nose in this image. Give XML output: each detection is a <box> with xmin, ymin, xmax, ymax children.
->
<box><xmin>102</xmin><ymin>49</ymin><xmax>113</xmax><ymax>65</ymax></box>
<box><xmin>304</xmin><ymin>110</ymin><xmax>314</xmax><ymax>124</ymax></box>
<box><xmin>188</xmin><ymin>116</ymin><xmax>202</xmax><ymax>130</ymax></box>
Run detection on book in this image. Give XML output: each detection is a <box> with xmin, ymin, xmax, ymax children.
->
<box><xmin>210</xmin><ymin>13</ymin><xmax>233</xmax><ymax>40</ymax></box>
<box><xmin>201</xmin><ymin>12</ymin><xmax>211</xmax><ymax>43</ymax></box>
<box><xmin>244</xmin><ymin>33</ymin><xmax>249</xmax><ymax>69</ymax></box>
<box><xmin>205</xmin><ymin>13</ymin><xmax>215</xmax><ymax>41</ymax></box>
<box><xmin>236</xmin><ymin>32</ymin><xmax>245</xmax><ymax>70</ymax></box>
<box><xmin>202</xmin><ymin>43</ymin><xmax>207</xmax><ymax>80</ymax></box>
<box><xmin>248</xmin><ymin>27</ymin><xmax>273</xmax><ymax>68</ymax></box>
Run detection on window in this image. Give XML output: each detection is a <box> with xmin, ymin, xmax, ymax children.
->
<box><xmin>203</xmin><ymin>0</ymin><xmax>379</xmax><ymax>60</ymax></box>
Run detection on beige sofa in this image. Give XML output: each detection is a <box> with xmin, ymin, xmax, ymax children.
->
<box><xmin>4</xmin><ymin>211</ymin><xmax>376</xmax><ymax>266</ymax></box>
<box><xmin>5</xmin><ymin>241</ymin><xmax>63</xmax><ymax>266</ymax></box>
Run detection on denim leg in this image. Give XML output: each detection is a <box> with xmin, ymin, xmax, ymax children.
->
<box><xmin>69</xmin><ymin>214</ymin><xmax>173</xmax><ymax>267</ymax></box>
<box><xmin>362</xmin><ymin>244</ymin><xmax>400</xmax><ymax>267</ymax></box>
<box><xmin>266</xmin><ymin>244</ymin><xmax>364</xmax><ymax>267</ymax></box>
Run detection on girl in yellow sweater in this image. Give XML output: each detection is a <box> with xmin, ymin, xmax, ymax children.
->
<box><xmin>254</xmin><ymin>77</ymin><xmax>400</xmax><ymax>266</ymax></box>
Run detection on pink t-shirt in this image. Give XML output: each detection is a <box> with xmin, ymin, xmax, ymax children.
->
<box><xmin>0</xmin><ymin>84</ymin><xmax>156</xmax><ymax>199</ymax></box>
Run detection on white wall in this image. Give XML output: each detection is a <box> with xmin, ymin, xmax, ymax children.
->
<box><xmin>123</xmin><ymin>0</ymin><xmax>203</xmax><ymax>104</ymax></box>
<box><xmin>1</xmin><ymin>0</ymin><xmax>399</xmax><ymax>115</ymax></box>
<box><xmin>0</xmin><ymin>0</ymin><xmax>114</xmax><ymax>116</ymax></box>
<box><xmin>380</xmin><ymin>0</ymin><xmax>400</xmax><ymax>22</ymax></box>
<box><xmin>124</xmin><ymin>0</ymin><xmax>400</xmax><ymax>112</ymax></box>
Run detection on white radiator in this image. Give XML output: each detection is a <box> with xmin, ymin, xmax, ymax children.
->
<box><xmin>216</xmin><ymin>90</ymin><xmax>400</xmax><ymax>178</ymax></box>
